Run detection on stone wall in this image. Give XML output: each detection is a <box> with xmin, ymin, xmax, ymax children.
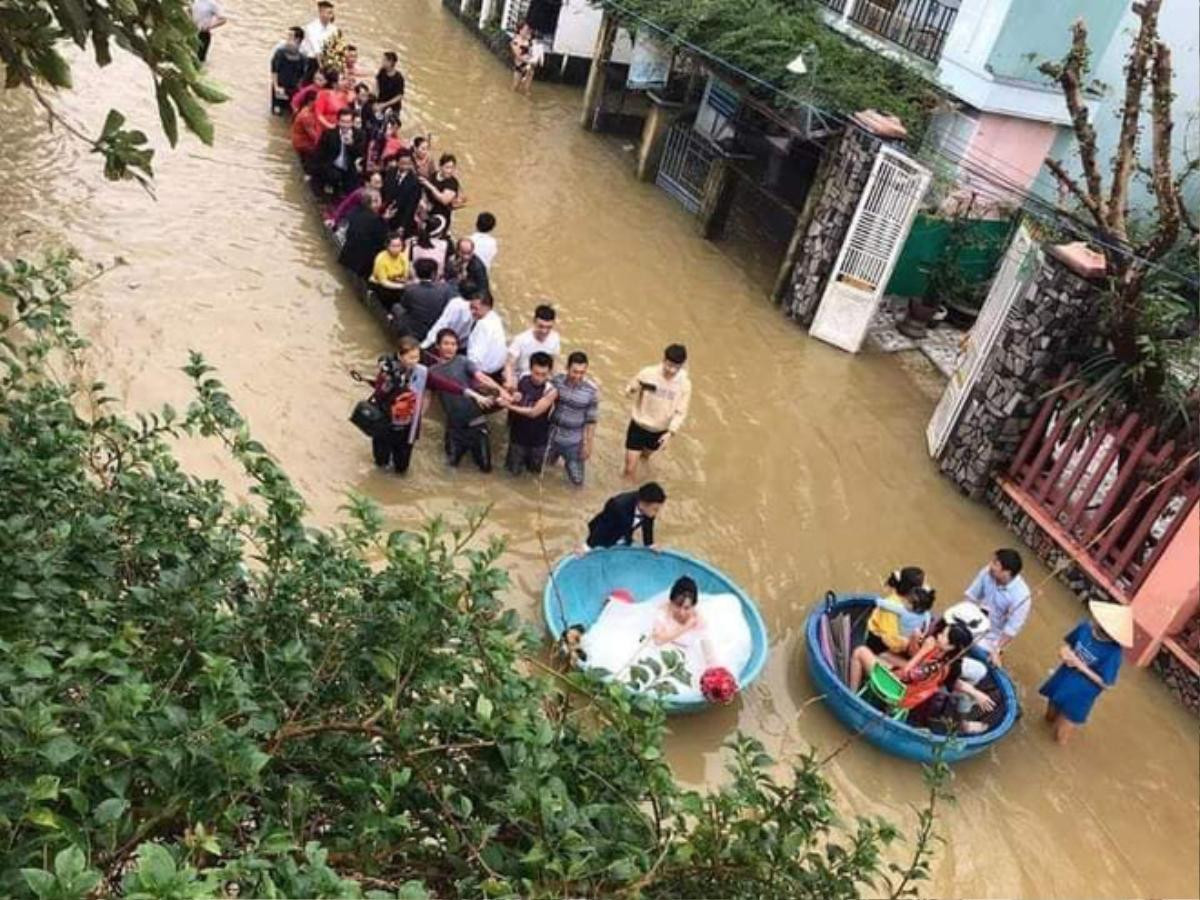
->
<box><xmin>783</xmin><ymin>126</ymin><xmax>882</xmax><ymax>324</ymax></box>
<box><xmin>1152</xmin><ymin>614</ymin><xmax>1200</xmax><ymax>715</ymax></box>
<box><xmin>939</xmin><ymin>249</ymin><xmax>1103</xmax><ymax>498</ymax></box>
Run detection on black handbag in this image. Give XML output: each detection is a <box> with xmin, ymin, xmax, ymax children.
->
<box><xmin>350</xmin><ymin>398</ymin><xmax>387</xmax><ymax>437</ymax></box>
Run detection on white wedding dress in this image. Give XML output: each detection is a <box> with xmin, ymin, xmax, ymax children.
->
<box><xmin>580</xmin><ymin>590</ymin><xmax>753</xmax><ymax>704</ymax></box>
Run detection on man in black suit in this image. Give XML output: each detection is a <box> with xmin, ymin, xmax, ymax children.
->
<box><xmin>585</xmin><ymin>482</ymin><xmax>666</xmax><ymax>550</ymax></box>
<box><xmin>382</xmin><ymin>151</ymin><xmax>423</xmax><ymax>236</ymax></box>
<box><xmin>314</xmin><ymin>108</ymin><xmax>364</xmax><ymax>196</ymax></box>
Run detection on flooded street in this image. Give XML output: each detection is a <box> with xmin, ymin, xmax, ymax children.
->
<box><xmin>1</xmin><ymin>1</ymin><xmax>1196</xmax><ymax>895</ymax></box>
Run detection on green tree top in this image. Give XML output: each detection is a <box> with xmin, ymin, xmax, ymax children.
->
<box><xmin>0</xmin><ymin>252</ymin><xmax>944</xmax><ymax>898</ymax></box>
<box><xmin>0</xmin><ymin>0</ymin><xmax>226</xmax><ymax>190</ymax></box>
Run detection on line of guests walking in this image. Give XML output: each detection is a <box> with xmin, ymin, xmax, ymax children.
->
<box><xmin>270</xmin><ymin>3</ymin><xmax>693</xmax><ymax>485</ymax></box>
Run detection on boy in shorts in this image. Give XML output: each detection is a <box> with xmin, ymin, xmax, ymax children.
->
<box><xmin>623</xmin><ymin>343</ymin><xmax>691</xmax><ymax>479</ymax></box>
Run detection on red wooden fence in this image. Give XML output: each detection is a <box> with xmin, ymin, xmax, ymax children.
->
<box><xmin>999</xmin><ymin>373</ymin><xmax>1200</xmax><ymax>600</ymax></box>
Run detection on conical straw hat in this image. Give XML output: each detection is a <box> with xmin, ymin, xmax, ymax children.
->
<box><xmin>1088</xmin><ymin>601</ymin><xmax>1134</xmax><ymax>648</ymax></box>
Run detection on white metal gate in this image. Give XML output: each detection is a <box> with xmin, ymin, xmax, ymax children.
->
<box><xmin>925</xmin><ymin>222</ymin><xmax>1040</xmax><ymax>458</ymax></box>
<box><xmin>809</xmin><ymin>146</ymin><xmax>931</xmax><ymax>353</ymax></box>
<box><xmin>656</xmin><ymin>122</ymin><xmax>717</xmax><ymax>214</ymax></box>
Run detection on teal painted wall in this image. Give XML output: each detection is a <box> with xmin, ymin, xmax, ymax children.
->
<box><xmin>986</xmin><ymin>0</ymin><xmax>1128</xmax><ymax>84</ymax></box>
<box><xmin>1028</xmin><ymin>0</ymin><xmax>1200</xmax><ymax>218</ymax></box>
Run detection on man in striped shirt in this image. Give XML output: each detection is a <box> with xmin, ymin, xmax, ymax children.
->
<box><xmin>547</xmin><ymin>351</ymin><xmax>599</xmax><ymax>486</ymax></box>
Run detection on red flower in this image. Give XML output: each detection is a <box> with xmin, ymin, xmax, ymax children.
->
<box><xmin>700</xmin><ymin>667</ymin><xmax>738</xmax><ymax>704</ymax></box>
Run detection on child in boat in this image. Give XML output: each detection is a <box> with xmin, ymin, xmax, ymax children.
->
<box><xmin>1038</xmin><ymin>600</ymin><xmax>1131</xmax><ymax>745</ymax></box>
<box><xmin>865</xmin><ymin>567</ymin><xmax>935</xmax><ymax>659</ymax></box>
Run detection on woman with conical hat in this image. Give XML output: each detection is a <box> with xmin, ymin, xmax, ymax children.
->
<box><xmin>1039</xmin><ymin>600</ymin><xmax>1133</xmax><ymax>745</ymax></box>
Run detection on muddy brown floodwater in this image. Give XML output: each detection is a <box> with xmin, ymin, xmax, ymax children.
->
<box><xmin>1</xmin><ymin>1</ymin><xmax>1197</xmax><ymax>895</ymax></box>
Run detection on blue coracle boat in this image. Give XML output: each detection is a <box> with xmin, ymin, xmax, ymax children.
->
<box><xmin>806</xmin><ymin>593</ymin><xmax>1020</xmax><ymax>763</ymax></box>
<box><xmin>543</xmin><ymin>547</ymin><xmax>769</xmax><ymax>713</ymax></box>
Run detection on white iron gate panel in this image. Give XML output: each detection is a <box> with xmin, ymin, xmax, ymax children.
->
<box><xmin>809</xmin><ymin>145</ymin><xmax>931</xmax><ymax>353</ymax></box>
<box><xmin>925</xmin><ymin>222</ymin><xmax>1039</xmax><ymax>458</ymax></box>
<box><xmin>656</xmin><ymin>122</ymin><xmax>717</xmax><ymax>214</ymax></box>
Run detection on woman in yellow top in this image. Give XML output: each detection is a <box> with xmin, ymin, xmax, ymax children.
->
<box><xmin>623</xmin><ymin>343</ymin><xmax>691</xmax><ymax>479</ymax></box>
<box><xmin>865</xmin><ymin>567</ymin><xmax>935</xmax><ymax>662</ymax></box>
<box><xmin>370</xmin><ymin>233</ymin><xmax>410</xmax><ymax>311</ymax></box>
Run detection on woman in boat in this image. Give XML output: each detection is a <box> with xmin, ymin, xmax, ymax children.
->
<box><xmin>1039</xmin><ymin>600</ymin><xmax>1131</xmax><ymax>746</ymax></box>
<box><xmin>325</xmin><ymin>170</ymin><xmax>384</xmax><ymax>230</ymax></box>
<box><xmin>865</xmin><ymin>567</ymin><xmax>934</xmax><ymax>659</ymax></box>
<box><xmin>651</xmin><ymin>577</ymin><xmax>704</xmax><ymax>647</ymax></box>
<box><xmin>314</xmin><ymin>68</ymin><xmax>351</xmax><ymax>130</ymax></box>
<box><xmin>409</xmin><ymin>218</ymin><xmax>450</xmax><ymax>280</ymax></box>
<box><xmin>896</xmin><ymin>619</ymin><xmax>995</xmax><ymax>732</ymax></box>
<box><xmin>290</xmin><ymin>67</ymin><xmax>327</xmax><ymax>115</ymax></box>
<box><xmin>850</xmin><ymin>619</ymin><xmax>995</xmax><ymax>725</ymax></box>
<box><xmin>350</xmin><ymin>81</ymin><xmax>377</xmax><ymax>135</ymax></box>
<box><xmin>366</xmin><ymin>115</ymin><xmax>407</xmax><ymax>173</ymax></box>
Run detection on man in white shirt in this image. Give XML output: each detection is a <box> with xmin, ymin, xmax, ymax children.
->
<box><xmin>957</xmin><ymin>548</ymin><xmax>1032</xmax><ymax>683</ymax></box>
<box><xmin>301</xmin><ymin>0</ymin><xmax>337</xmax><ymax>59</ymax></box>
<box><xmin>470</xmin><ymin>211</ymin><xmax>498</xmax><ymax>269</ymax></box>
<box><xmin>466</xmin><ymin>294</ymin><xmax>508</xmax><ymax>381</ymax></box>
<box><xmin>420</xmin><ymin>296</ymin><xmax>472</xmax><ymax>352</ymax></box>
<box><xmin>504</xmin><ymin>304</ymin><xmax>560</xmax><ymax>391</ymax></box>
<box><xmin>192</xmin><ymin>0</ymin><xmax>227</xmax><ymax>63</ymax></box>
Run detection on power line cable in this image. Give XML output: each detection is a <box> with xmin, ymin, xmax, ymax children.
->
<box><xmin>599</xmin><ymin>0</ymin><xmax>1198</xmax><ymax>284</ymax></box>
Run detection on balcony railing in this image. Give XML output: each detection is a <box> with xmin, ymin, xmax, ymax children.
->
<box><xmin>817</xmin><ymin>0</ymin><xmax>959</xmax><ymax>63</ymax></box>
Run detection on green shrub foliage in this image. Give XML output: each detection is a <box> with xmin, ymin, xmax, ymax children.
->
<box><xmin>603</xmin><ymin>0</ymin><xmax>939</xmax><ymax>140</ymax></box>
<box><xmin>0</xmin><ymin>254</ymin><xmax>935</xmax><ymax>898</ymax></box>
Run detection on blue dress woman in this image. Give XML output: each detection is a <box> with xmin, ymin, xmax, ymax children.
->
<box><xmin>1039</xmin><ymin>600</ymin><xmax>1131</xmax><ymax>745</ymax></box>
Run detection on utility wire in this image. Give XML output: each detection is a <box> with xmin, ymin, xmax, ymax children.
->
<box><xmin>598</xmin><ymin>0</ymin><xmax>1199</xmax><ymax>286</ymax></box>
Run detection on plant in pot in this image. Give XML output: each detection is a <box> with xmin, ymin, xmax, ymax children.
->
<box><xmin>898</xmin><ymin>216</ymin><xmax>983</xmax><ymax>339</ymax></box>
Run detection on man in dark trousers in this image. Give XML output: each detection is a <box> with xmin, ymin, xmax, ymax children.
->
<box><xmin>585</xmin><ymin>482</ymin><xmax>666</xmax><ymax>551</ymax></box>
<box><xmin>382</xmin><ymin>151</ymin><xmax>422</xmax><ymax>236</ymax></box>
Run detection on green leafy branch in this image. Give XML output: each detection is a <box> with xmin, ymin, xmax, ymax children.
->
<box><xmin>1</xmin><ymin>0</ymin><xmax>228</xmax><ymax>189</ymax></box>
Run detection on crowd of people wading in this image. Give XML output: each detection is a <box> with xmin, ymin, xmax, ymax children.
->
<box><xmin>188</xmin><ymin>0</ymin><xmax>1135</xmax><ymax>741</ymax></box>
<box><xmin>261</xmin><ymin>1</ymin><xmax>693</xmax><ymax>486</ymax></box>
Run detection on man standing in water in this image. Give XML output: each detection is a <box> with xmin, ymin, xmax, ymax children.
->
<box><xmin>547</xmin><ymin>351</ymin><xmax>599</xmax><ymax>486</ymax></box>
<box><xmin>429</xmin><ymin>329</ymin><xmax>506</xmax><ymax>472</ymax></box>
<box><xmin>623</xmin><ymin>344</ymin><xmax>691</xmax><ymax>479</ymax></box>
<box><xmin>504</xmin><ymin>304</ymin><xmax>560</xmax><ymax>391</ymax></box>
<box><xmin>500</xmin><ymin>351</ymin><xmax>557</xmax><ymax>476</ymax></box>
<box><xmin>585</xmin><ymin>482</ymin><xmax>667</xmax><ymax>550</ymax></box>
<box><xmin>955</xmin><ymin>548</ymin><xmax>1032</xmax><ymax>684</ymax></box>
<box><xmin>466</xmin><ymin>293</ymin><xmax>507</xmax><ymax>383</ymax></box>
<box><xmin>192</xmin><ymin>0</ymin><xmax>228</xmax><ymax>63</ymax></box>
<box><xmin>301</xmin><ymin>1</ymin><xmax>337</xmax><ymax>63</ymax></box>
<box><xmin>270</xmin><ymin>27</ymin><xmax>308</xmax><ymax>114</ymax></box>
<box><xmin>375</xmin><ymin>51</ymin><xmax>406</xmax><ymax>119</ymax></box>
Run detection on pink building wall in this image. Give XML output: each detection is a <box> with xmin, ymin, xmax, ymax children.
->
<box><xmin>948</xmin><ymin>112</ymin><xmax>1059</xmax><ymax>217</ymax></box>
<box><xmin>1131</xmin><ymin>505</ymin><xmax>1200</xmax><ymax>668</ymax></box>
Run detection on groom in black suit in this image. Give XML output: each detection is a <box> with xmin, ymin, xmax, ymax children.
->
<box><xmin>585</xmin><ymin>482</ymin><xmax>666</xmax><ymax>550</ymax></box>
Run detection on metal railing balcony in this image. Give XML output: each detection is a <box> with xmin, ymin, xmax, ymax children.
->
<box><xmin>816</xmin><ymin>0</ymin><xmax>959</xmax><ymax>63</ymax></box>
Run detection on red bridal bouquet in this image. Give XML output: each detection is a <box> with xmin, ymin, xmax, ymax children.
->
<box><xmin>700</xmin><ymin>667</ymin><xmax>738</xmax><ymax>704</ymax></box>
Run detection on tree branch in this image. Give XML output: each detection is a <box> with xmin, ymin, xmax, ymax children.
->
<box><xmin>1045</xmin><ymin>158</ymin><xmax>1103</xmax><ymax>220</ymax></box>
<box><xmin>1108</xmin><ymin>0</ymin><xmax>1163</xmax><ymax>240</ymax></box>
<box><xmin>1140</xmin><ymin>37</ymin><xmax>1183</xmax><ymax>259</ymax></box>
<box><xmin>1045</xmin><ymin>18</ymin><xmax>1108</xmax><ymax>232</ymax></box>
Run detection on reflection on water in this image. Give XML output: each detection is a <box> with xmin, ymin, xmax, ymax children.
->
<box><xmin>0</xmin><ymin>1</ymin><xmax>1196</xmax><ymax>896</ymax></box>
